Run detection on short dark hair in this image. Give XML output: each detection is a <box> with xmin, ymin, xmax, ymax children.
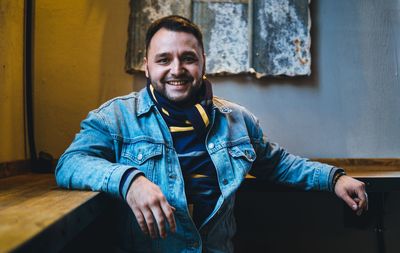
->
<box><xmin>145</xmin><ymin>15</ymin><xmax>204</xmax><ymax>55</ymax></box>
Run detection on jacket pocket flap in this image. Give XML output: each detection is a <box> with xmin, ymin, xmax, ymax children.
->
<box><xmin>228</xmin><ymin>144</ymin><xmax>256</xmax><ymax>162</ymax></box>
<box><xmin>121</xmin><ymin>142</ymin><xmax>163</xmax><ymax>165</ymax></box>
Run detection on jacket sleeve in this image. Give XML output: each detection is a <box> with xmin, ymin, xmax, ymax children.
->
<box><xmin>248</xmin><ymin>115</ymin><xmax>337</xmax><ymax>192</ymax></box>
<box><xmin>55</xmin><ymin>110</ymin><xmax>137</xmax><ymax>198</ymax></box>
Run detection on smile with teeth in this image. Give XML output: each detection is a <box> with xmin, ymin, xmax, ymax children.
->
<box><xmin>166</xmin><ymin>80</ymin><xmax>188</xmax><ymax>86</ymax></box>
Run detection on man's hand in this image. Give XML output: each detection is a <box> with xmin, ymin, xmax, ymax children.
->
<box><xmin>334</xmin><ymin>175</ymin><xmax>368</xmax><ymax>216</ymax></box>
<box><xmin>126</xmin><ymin>175</ymin><xmax>176</xmax><ymax>239</ymax></box>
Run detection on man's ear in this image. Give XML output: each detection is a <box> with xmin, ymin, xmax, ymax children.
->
<box><xmin>144</xmin><ymin>57</ymin><xmax>149</xmax><ymax>78</ymax></box>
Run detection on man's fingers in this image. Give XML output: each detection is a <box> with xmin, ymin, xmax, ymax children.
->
<box><xmin>160</xmin><ymin>201</ymin><xmax>177</xmax><ymax>234</ymax></box>
<box><xmin>345</xmin><ymin>191</ymin><xmax>368</xmax><ymax>216</ymax></box>
<box><xmin>151</xmin><ymin>203</ymin><xmax>167</xmax><ymax>239</ymax></box>
<box><xmin>357</xmin><ymin>191</ymin><xmax>369</xmax><ymax>212</ymax></box>
<box><xmin>352</xmin><ymin>185</ymin><xmax>368</xmax><ymax>215</ymax></box>
<box><xmin>126</xmin><ymin>176</ymin><xmax>176</xmax><ymax>239</ymax></box>
<box><xmin>142</xmin><ymin>209</ymin><xmax>157</xmax><ymax>239</ymax></box>
<box><xmin>132</xmin><ymin>208</ymin><xmax>149</xmax><ymax>235</ymax></box>
<box><xmin>335</xmin><ymin>176</ymin><xmax>368</xmax><ymax>216</ymax></box>
<box><xmin>341</xmin><ymin>194</ymin><xmax>358</xmax><ymax>211</ymax></box>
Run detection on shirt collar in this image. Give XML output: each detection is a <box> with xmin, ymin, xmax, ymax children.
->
<box><xmin>136</xmin><ymin>85</ymin><xmax>233</xmax><ymax>117</ymax></box>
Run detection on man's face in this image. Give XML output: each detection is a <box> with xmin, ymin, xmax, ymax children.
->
<box><xmin>144</xmin><ymin>28</ymin><xmax>205</xmax><ymax>103</ymax></box>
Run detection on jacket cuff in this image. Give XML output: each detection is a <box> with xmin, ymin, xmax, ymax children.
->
<box><xmin>104</xmin><ymin>165</ymin><xmax>140</xmax><ymax>197</ymax></box>
<box><xmin>313</xmin><ymin>163</ymin><xmax>336</xmax><ymax>191</ymax></box>
<box><xmin>120</xmin><ymin>169</ymin><xmax>145</xmax><ymax>199</ymax></box>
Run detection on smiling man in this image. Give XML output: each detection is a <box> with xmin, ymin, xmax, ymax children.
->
<box><xmin>56</xmin><ymin>15</ymin><xmax>368</xmax><ymax>253</ymax></box>
<box><xmin>144</xmin><ymin>27</ymin><xmax>205</xmax><ymax>103</ymax></box>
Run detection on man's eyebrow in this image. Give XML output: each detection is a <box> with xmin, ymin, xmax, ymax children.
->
<box><xmin>154</xmin><ymin>52</ymin><xmax>170</xmax><ymax>58</ymax></box>
<box><xmin>181</xmin><ymin>51</ymin><xmax>198</xmax><ymax>56</ymax></box>
<box><xmin>153</xmin><ymin>51</ymin><xmax>199</xmax><ymax>59</ymax></box>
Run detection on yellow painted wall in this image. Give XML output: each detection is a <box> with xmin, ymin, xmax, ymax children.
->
<box><xmin>34</xmin><ymin>0</ymin><xmax>134</xmax><ymax>158</ymax></box>
<box><xmin>0</xmin><ymin>0</ymin><xmax>26</xmax><ymax>162</ymax></box>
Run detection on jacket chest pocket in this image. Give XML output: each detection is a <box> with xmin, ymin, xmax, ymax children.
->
<box><xmin>120</xmin><ymin>141</ymin><xmax>163</xmax><ymax>183</ymax></box>
<box><xmin>227</xmin><ymin>142</ymin><xmax>256</xmax><ymax>177</ymax></box>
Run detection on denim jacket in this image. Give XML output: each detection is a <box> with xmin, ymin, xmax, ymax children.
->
<box><xmin>55</xmin><ymin>88</ymin><xmax>336</xmax><ymax>253</ymax></box>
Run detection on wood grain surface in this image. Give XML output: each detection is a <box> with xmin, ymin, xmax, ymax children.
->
<box><xmin>0</xmin><ymin>159</ymin><xmax>399</xmax><ymax>252</ymax></box>
<box><xmin>314</xmin><ymin>158</ymin><xmax>400</xmax><ymax>178</ymax></box>
<box><xmin>0</xmin><ymin>173</ymin><xmax>100</xmax><ymax>253</ymax></box>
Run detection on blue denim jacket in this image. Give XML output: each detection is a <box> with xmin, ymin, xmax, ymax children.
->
<box><xmin>55</xmin><ymin>88</ymin><xmax>336</xmax><ymax>253</ymax></box>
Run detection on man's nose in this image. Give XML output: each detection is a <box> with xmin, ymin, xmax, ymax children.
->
<box><xmin>170</xmin><ymin>59</ymin><xmax>184</xmax><ymax>76</ymax></box>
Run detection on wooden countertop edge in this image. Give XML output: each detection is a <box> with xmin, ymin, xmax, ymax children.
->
<box><xmin>313</xmin><ymin>158</ymin><xmax>400</xmax><ymax>167</ymax></box>
<box><xmin>1</xmin><ymin>158</ymin><xmax>400</xmax><ymax>252</ymax></box>
<box><xmin>10</xmin><ymin>193</ymin><xmax>106</xmax><ymax>253</ymax></box>
<box><xmin>0</xmin><ymin>174</ymin><xmax>108</xmax><ymax>253</ymax></box>
<box><xmin>312</xmin><ymin>158</ymin><xmax>400</xmax><ymax>178</ymax></box>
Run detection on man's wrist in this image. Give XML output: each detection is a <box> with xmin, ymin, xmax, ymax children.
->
<box><xmin>332</xmin><ymin>170</ymin><xmax>346</xmax><ymax>191</ymax></box>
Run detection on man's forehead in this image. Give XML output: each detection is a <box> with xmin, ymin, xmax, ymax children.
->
<box><xmin>154</xmin><ymin>50</ymin><xmax>198</xmax><ymax>57</ymax></box>
<box><xmin>147</xmin><ymin>28</ymin><xmax>203</xmax><ymax>53</ymax></box>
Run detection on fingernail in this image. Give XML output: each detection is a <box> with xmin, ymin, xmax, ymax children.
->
<box><xmin>352</xmin><ymin>204</ymin><xmax>358</xmax><ymax>210</ymax></box>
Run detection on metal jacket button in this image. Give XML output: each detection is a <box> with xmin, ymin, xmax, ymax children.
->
<box><xmin>208</xmin><ymin>143</ymin><xmax>215</xmax><ymax>149</ymax></box>
<box><xmin>137</xmin><ymin>153</ymin><xmax>143</xmax><ymax>161</ymax></box>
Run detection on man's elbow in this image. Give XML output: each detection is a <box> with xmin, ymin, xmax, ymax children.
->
<box><xmin>54</xmin><ymin>155</ymin><xmax>72</xmax><ymax>189</ymax></box>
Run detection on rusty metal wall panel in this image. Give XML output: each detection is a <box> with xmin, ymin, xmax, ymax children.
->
<box><xmin>193</xmin><ymin>1</ymin><xmax>249</xmax><ymax>74</ymax></box>
<box><xmin>125</xmin><ymin>0</ymin><xmax>192</xmax><ymax>73</ymax></box>
<box><xmin>126</xmin><ymin>0</ymin><xmax>311</xmax><ymax>77</ymax></box>
<box><xmin>252</xmin><ymin>0</ymin><xmax>311</xmax><ymax>76</ymax></box>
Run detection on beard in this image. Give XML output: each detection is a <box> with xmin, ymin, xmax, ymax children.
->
<box><xmin>148</xmin><ymin>73</ymin><xmax>203</xmax><ymax>105</ymax></box>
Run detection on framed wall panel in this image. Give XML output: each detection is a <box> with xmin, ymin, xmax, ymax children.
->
<box><xmin>126</xmin><ymin>0</ymin><xmax>311</xmax><ymax>77</ymax></box>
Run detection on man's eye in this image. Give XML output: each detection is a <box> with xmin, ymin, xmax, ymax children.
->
<box><xmin>157</xmin><ymin>58</ymin><xmax>169</xmax><ymax>64</ymax></box>
<box><xmin>182</xmin><ymin>56</ymin><xmax>197</xmax><ymax>63</ymax></box>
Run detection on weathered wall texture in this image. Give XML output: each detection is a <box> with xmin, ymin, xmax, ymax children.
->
<box><xmin>132</xmin><ymin>0</ymin><xmax>400</xmax><ymax>158</ymax></box>
<box><xmin>126</xmin><ymin>0</ymin><xmax>311</xmax><ymax>77</ymax></box>
<box><xmin>210</xmin><ymin>0</ymin><xmax>400</xmax><ymax>158</ymax></box>
<box><xmin>0</xmin><ymin>0</ymin><xmax>25</xmax><ymax>162</ymax></box>
<box><xmin>126</xmin><ymin>0</ymin><xmax>192</xmax><ymax>72</ymax></box>
<box><xmin>33</xmin><ymin>0</ymin><xmax>399</xmax><ymax>159</ymax></box>
<box><xmin>193</xmin><ymin>1</ymin><xmax>250</xmax><ymax>74</ymax></box>
<box><xmin>253</xmin><ymin>0</ymin><xmax>311</xmax><ymax>76</ymax></box>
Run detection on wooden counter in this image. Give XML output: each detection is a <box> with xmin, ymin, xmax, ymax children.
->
<box><xmin>0</xmin><ymin>159</ymin><xmax>399</xmax><ymax>252</ymax></box>
<box><xmin>243</xmin><ymin>158</ymin><xmax>400</xmax><ymax>192</ymax></box>
<box><xmin>0</xmin><ymin>173</ymin><xmax>109</xmax><ymax>253</ymax></box>
<box><xmin>318</xmin><ymin>158</ymin><xmax>400</xmax><ymax>192</ymax></box>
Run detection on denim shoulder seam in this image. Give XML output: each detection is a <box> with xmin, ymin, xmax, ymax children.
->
<box><xmin>93</xmin><ymin>92</ymin><xmax>138</xmax><ymax>113</ymax></box>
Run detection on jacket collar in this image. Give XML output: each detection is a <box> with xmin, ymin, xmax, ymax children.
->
<box><xmin>136</xmin><ymin>87</ymin><xmax>156</xmax><ymax>117</ymax></box>
<box><xmin>212</xmin><ymin>97</ymin><xmax>233</xmax><ymax>114</ymax></box>
<box><xmin>135</xmin><ymin>87</ymin><xmax>233</xmax><ymax>117</ymax></box>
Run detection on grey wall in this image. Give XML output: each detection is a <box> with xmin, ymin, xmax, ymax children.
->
<box><xmin>135</xmin><ymin>0</ymin><xmax>400</xmax><ymax>159</ymax></box>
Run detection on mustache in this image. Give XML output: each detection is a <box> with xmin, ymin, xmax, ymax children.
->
<box><xmin>163</xmin><ymin>75</ymin><xmax>193</xmax><ymax>82</ymax></box>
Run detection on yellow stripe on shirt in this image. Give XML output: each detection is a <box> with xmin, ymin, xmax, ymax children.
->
<box><xmin>161</xmin><ymin>108</ymin><xmax>170</xmax><ymax>116</ymax></box>
<box><xmin>169</xmin><ymin>126</ymin><xmax>194</xmax><ymax>132</ymax></box>
<box><xmin>195</xmin><ymin>104</ymin><xmax>209</xmax><ymax>127</ymax></box>
<box><xmin>245</xmin><ymin>174</ymin><xmax>256</xmax><ymax>179</ymax></box>
<box><xmin>149</xmin><ymin>85</ymin><xmax>158</xmax><ymax>102</ymax></box>
<box><xmin>191</xmin><ymin>174</ymin><xmax>208</xmax><ymax>178</ymax></box>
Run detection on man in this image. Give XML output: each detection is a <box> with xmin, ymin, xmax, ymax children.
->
<box><xmin>56</xmin><ymin>15</ymin><xmax>368</xmax><ymax>253</ymax></box>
